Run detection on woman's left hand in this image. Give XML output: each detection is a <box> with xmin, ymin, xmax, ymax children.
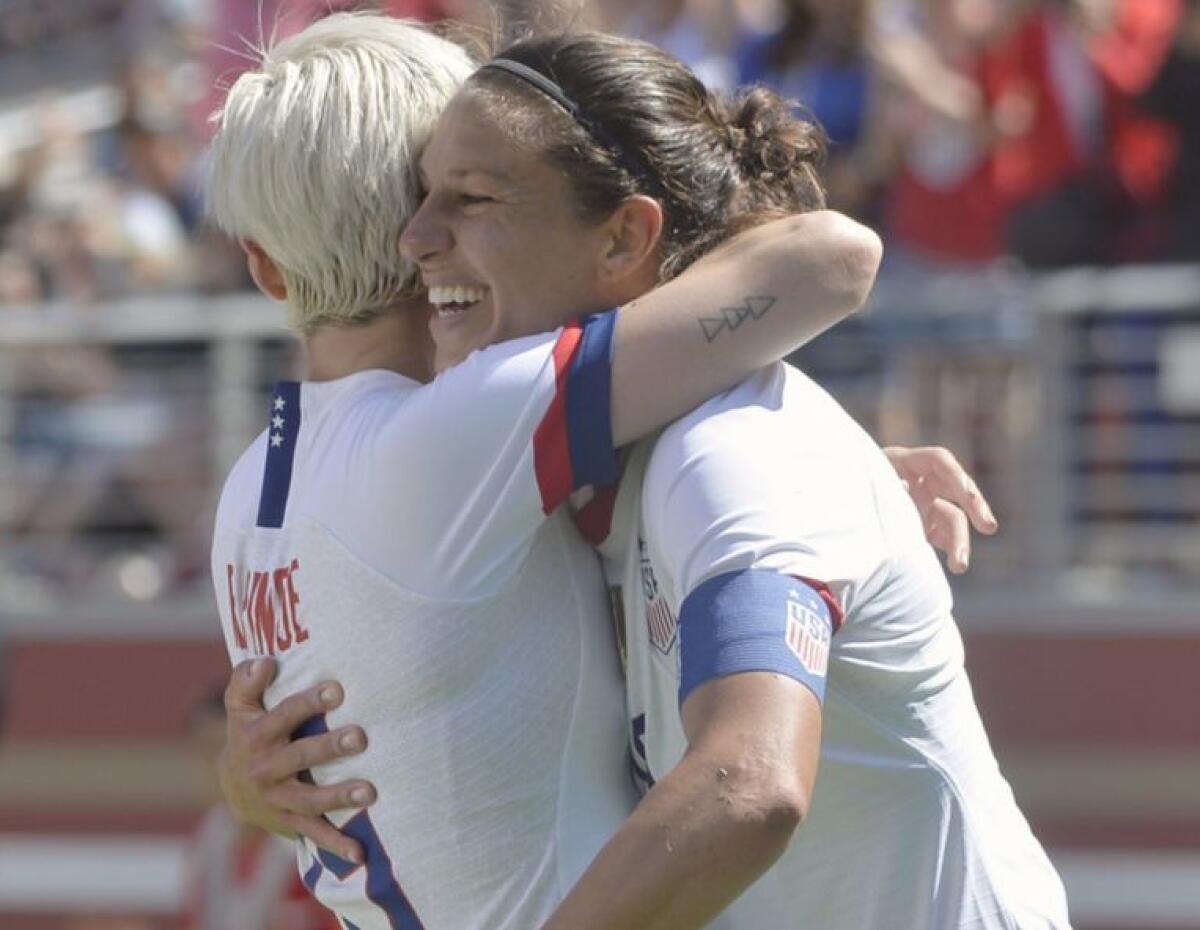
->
<box><xmin>884</xmin><ymin>446</ymin><xmax>998</xmax><ymax>574</ymax></box>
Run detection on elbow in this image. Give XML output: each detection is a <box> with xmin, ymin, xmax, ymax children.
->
<box><xmin>850</xmin><ymin>227</ymin><xmax>884</xmax><ymax>310</ymax></box>
<box><xmin>717</xmin><ymin>761</ymin><xmax>809</xmax><ymax>860</ymax></box>
<box><xmin>753</xmin><ymin>779</ymin><xmax>808</xmax><ymax>850</ymax></box>
<box><xmin>832</xmin><ymin>216</ymin><xmax>883</xmax><ymax>316</ymax></box>
<box><xmin>810</xmin><ymin>210</ymin><xmax>883</xmax><ymax>317</ymax></box>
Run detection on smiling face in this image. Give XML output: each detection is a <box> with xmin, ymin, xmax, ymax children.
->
<box><xmin>399</xmin><ymin>93</ymin><xmax>619</xmax><ymax>371</ymax></box>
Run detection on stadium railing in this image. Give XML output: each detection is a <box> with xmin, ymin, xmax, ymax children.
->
<box><xmin>0</xmin><ymin>295</ymin><xmax>287</xmax><ymax>625</ymax></box>
<box><xmin>793</xmin><ymin>261</ymin><xmax>1200</xmax><ymax>606</ymax></box>
<box><xmin>1033</xmin><ymin>265</ymin><xmax>1200</xmax><ymax>593</ymax></box>
<box><xmin>0</xmin><ymin>265</ymin><xmax>1197</xmax><ymax>622</ymax></box>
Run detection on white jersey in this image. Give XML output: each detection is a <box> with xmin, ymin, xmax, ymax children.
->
<box><xmin>599</xmin><ymin>363</ymin><xmax>1071</xmax><ymax>929</ymax></box>
<box><xmin>210</xmin><ymin>314</ymin><xmax>637</xmax><ymax>930</ymax></box>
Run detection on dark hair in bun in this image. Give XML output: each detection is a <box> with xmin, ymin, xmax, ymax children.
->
<box><xmin>722</xmin><ymin>86</ymin><xmax>826</xmax><ymax>218</ymax></box>
<box><xmin>467</xmin><ymin>32</ymin><xmax>826</xmax><ymax>280</ymax></box>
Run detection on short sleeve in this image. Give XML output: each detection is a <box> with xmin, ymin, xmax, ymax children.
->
<box><xmin>641</xmin><ymin>378</ymin><xmax>855</xmax><ymax>600</ymax></box>
<box><xmin>356</xmin><ymin>311</ymin><xmax>618</xmax><ymax>596</ymax></box>
<box><xmin>640</xmin><ymin>370</ymin><xmax>855</xmax><ymax>705</ymax></box>
<box><xmin>531</xmin><ymin>310</ymin><xmax>620</xmax><ymax>511</ymax></box>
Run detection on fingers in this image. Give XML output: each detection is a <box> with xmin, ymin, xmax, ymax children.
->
<box><xmin>255</xmin><ymin>725</ymin><xmax>368</xmax><ymax>783</ymax></box>
<box><xmin>279</xmin><ymin>812</ymin><xmax>366</xmax><ymax>866</ymax></box>
<box><xmin>216</xmin><ymin>665</ymin><xmax>372</xmax><ymax>872</ymax></box>
<box><xmin>959</xmin><ymin>478</ymin><xmax>998</xmax><ymax>535</ymax></box>
<box><xmin>224</xmin><ymin>658</ymin><xmax>278</xmax><ymax>718</ymax></box>
<box><xmin>906</xmin><ymin>447</ymin><xmax>967</xmax><ymax>496</ymax></box>
<box><xmin>252</xmin><ymin>680</ymin><xmax>346</xmax><ymax>744</ymax></box>
<box><xmin>923</xmin><ymin>498</ymin><xmax>972</xmax><ymax>573</ymax></box>
<box><xmin>218</xmin><ymin>673</ymin><xmax>358</xmax><ymax>820</ymax></box>
<box><xmin>270</xmin><ymin>777</ymin><xmax>377</xmax><ymax>818</ymax></box>
<box><xmin>891</xmin><ymin>446</ymin><xmax>999</xmax><ymax>534</ymax></box>
<box><xmin>919</xmin><ymin>449</ymin><xmax>997</xmax><ymax>534</ymax></box>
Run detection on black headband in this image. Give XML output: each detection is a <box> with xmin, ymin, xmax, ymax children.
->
<box><xmin>479</xmin><ymin>57</ymin><xmax>652</xmax><ymax>190</ymax></box>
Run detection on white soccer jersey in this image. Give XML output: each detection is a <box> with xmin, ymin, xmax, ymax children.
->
<box><xmin>210</xmin><ymin>314</ymin><xmax>637</xmax><ymax>930</ymax></box>
<box><xmin>599</xmin><ymin>363</ymin><xmax>1071</xmax><ymax>929</ymax></box>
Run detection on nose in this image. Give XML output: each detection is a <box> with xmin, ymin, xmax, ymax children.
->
<box><xmin>399</xmin><ymin>194</ymin><xmax>451</xmax><ymax>267</ymax></box>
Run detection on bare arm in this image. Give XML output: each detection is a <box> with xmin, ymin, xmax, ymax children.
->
<box><xmin>541</xmin><ymin>672</ymin><xmax>820</xmax><ymax>930</ymax></box>
<box><xmin>610</xmin><ymin>210</ymin><xmax>881</xmax><ymax>445</ymax></box>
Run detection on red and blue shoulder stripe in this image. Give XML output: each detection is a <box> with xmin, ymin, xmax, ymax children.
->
<box><xmin>533</xmin><ymin>310</ymin><xmax>620</xmax><ymax>513</ymax></box>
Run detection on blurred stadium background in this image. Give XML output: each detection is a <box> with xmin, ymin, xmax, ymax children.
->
<box><xmin>0</xmin><ymin>0</ymin><xmax>1197</xmax><ymax>927</ymax></box>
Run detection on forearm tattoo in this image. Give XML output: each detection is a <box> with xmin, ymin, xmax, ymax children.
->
<box><xmin>698</xmin><ymin>296</ymin><xmax>777</xmax><ymax>343</ymax></box>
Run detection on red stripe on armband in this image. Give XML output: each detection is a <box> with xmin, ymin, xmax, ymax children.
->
<box><xmin>797</xmin><ymin>577</ymin><xmax>845</xmax><ymax>633</ymax></box>
<box><xmin>533</xmin><ymin>322</ymin><xmax>584</xmax><ymax>513</ymax></box>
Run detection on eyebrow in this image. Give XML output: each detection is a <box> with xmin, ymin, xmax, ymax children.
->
<box><xmin>421</xmin><ymin>163</ymin><xmax>509</xmax><ymax>188</ymax></box>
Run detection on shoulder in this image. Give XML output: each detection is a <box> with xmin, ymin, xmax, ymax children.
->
<box><xmin>213</xmin><ymin>429</ymin><xmax>269</xmax><ymax>531</ymax></box>
<box><xmin>656</xmin><ymin>364</ymin><xmax>777</xmax><ymax>442</ymax></box>
<box><xmin>429</xmin><ymin>312</ymin><xmax>614</xmax><ymax>399</ymax></box>
<box><xmin>641</xmin><ymin>363</ymin><xmax>888</xmax><ymax>561</ymax></box>
<box><xmin>648</xmin><ymin>363</ymin><xmax>831</xmax><ymax>478</ymax></box>
<box><xmin>328</xmin><ymin>330</ymin><xmax>565</xmax><ymax>435</ymax></box>
<box><xmin>434</xmin><ymin>329</ymin><xmax>562</xmax><ymax>387</ymax></box>
<box><xmin>388</xmin><ymin>329</ymin><xmax>566</xmax><ymax>429</ymax></box>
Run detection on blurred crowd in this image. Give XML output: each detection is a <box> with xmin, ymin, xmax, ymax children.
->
<box><xmin>0</xmin><ymin>0</ymin><xmax>1197</xmax><ymax>605</ymax></box>
<box><xmin>0</xmin><ymin>4</ymin><xmax>1193</xmax><ymax>928</ymax></box>
<box><xmin>610</xmin><ymin>0</ymin><xmax>1200</xmax><ymax>268</ymax></box>
<box><xmin>4</xmin><ymin>0</ymin><xmax>1199</xmax><ymax>306</ymax></box>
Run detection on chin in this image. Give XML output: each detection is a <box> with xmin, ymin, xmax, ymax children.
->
<box><xmin>433</xmin><ymin>343</ymin><xmax>469</xmax><ymax>373</ymax></box>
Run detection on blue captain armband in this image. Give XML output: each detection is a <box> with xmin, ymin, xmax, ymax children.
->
<box><xmin>679</xmin><ymin>570</ymin><xmax>839</xmax><ymax>707</ymax></box>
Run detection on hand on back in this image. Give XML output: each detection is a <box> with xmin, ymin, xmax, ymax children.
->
<box><xmin>219</xmin><ymin>659</ymin><xmax>377</xmax><ymax>864</ymax></box>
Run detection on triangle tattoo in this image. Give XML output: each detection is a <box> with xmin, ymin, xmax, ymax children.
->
<box><xmin>699</xmin><ymin>296</ymin><xmax>777</xmax><ymax>343</ymax></box>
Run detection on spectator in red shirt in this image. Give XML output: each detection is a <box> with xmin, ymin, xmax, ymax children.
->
<box><xmin>883</xmin><ymin>0</ymin><xmax>1180</xmax><ymax>267</ymax></box>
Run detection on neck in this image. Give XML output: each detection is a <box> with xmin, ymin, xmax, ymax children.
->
<box><xmin>302</xmin><ymin>300</ymin><xmax>434</xmax><ymax>384</ymax></box>
<box><xmin>609</xmin><ymin>258</ymin><xmax>661</xmax><ymax>308</ymax></box>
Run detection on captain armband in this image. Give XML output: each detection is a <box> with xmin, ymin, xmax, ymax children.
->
<box><xmin>678</xmin><ymin>570</ymin><xmax>841</xmax><ymax>707</ymax></box>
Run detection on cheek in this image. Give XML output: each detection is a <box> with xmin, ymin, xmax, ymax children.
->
<box><xmin>480</xmin><ymin>216</ymin><xmax>599</xmax><ymax>333</ymax></box>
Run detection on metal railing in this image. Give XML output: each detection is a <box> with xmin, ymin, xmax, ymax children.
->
<box><xmin>1033</xmin><ymin>265</ymin><xmax>1200</xmax><ymax>591</ymax></box>
<box><xmin>0</xmin><ymin>266</ymin><xmax>1197</xmax><ymax>621</ymax></box>
<box><xmin>0</xmin><ymin>295</ymin><xmax>287</xmax><ymax>617</ymax></box>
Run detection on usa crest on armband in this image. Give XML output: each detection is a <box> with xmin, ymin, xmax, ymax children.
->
<box><xmin>786</xmin><ymin>591</ymin><xmax>830</xmax><ymax>676</ymax></box>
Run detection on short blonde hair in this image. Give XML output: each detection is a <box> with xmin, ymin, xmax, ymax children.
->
<box><xmin>207</xmin><ymin>13</ymin><xmax>474</xmax><ymax>334</ymax></box>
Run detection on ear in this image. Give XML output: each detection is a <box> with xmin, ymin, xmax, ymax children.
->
<box><xmin>241</xmin><ymin>238</ymin><xmax>289</xmax><ymax>302</ymax></box>
<box><xmin>596</xmin><ymin>195</ymin><xmax>663</xmax><ymax>290</ymax></box>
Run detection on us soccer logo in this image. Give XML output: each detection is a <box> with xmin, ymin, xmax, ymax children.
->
<box><xmin>639</xmin><ymin>537</ymin><xmax>677</xmax><ymax>655</ymax></box>
<box><xmin>786</xmin><ymin>591</ymin><xmax>830</xmax><ymax>676</ymax></box>
<box><xmin>646</xmin><ymin>595</ymin><xmax>678</xmax><ymax>656</ymax></box>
